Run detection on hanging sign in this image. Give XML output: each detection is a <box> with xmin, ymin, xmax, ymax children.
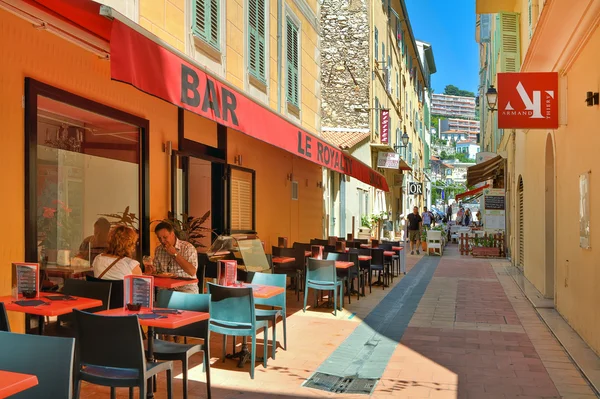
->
<box><xmin>380</xmin><ymin>109</ymin><xmax>390</xmax><ymax>144</ymax></box>
<box><xmin>497</xmin><ymin>72</ymin><xmax>559</xmax><ymax>129</ymax></box>
<box><xmin>377</xmin><ymin>152</ymin><xmax>400</xmax><ymax>169</ymax></box>
<box><xmin>408</xmin><ymin>182</ymin><xmax>423</xmax><ymax>195</ymax></box>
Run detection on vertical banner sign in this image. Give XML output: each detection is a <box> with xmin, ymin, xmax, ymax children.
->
<box><xmin>380</xmin><ymin>109</ymin><xmax>390</xmax><ymax>144</ymax></box>
<box><xmin>497</xmin><ymin>72</ymin><xmax>559</xmax><ymax>129</ymax></box>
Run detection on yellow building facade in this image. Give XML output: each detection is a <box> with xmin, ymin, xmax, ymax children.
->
<box><xmin>477</xmin><ymin>0</ymin><xmax>600</xmax><ymax>354</ymax></box>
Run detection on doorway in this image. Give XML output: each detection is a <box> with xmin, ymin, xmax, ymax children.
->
<box><xmin>544</xmin><ymin>135</ymin><xmax>555</xmax><ymax>298</ymax></box>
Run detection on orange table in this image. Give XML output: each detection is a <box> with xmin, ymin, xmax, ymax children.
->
<box><xmin>146</xmin><ymin>275</ymin><xmax>199</xmax><ymax>289</ymax></box>
<box><xmin>242</xmin><ymin>283</ymin><xmax>284</xmax><ymax>298</ymax></box>
<box><xmin>384</xmin><ymin>251</ymin><xmax>396</xmax><ymax>257</ymax></box>
<box><xmin>358</xmin><ymin>255</ymin><xmax>372</xmax><ymax>261</ymax></box>
<box><xmin>335</xmin><ymin>261</ymin><xmax>354</xmax><ymax>269</ymax></box>
<box><xmin>0</xmin><ymin>370</ymin><xmax>38</xmax><ymax>397</ymax></box>
<box><xmin>392</xmin><ymin>246</ymin><xmax>404</xmax><ymax>251</ymax></box>
<box><xmin>98</xmin><ymin>308</ymin><xmax>209</xmax><ymax>398</ymax></box>
<box><xmin>359</xmin><ymin>244</ymin><xmax>371</xmax><ymax>249</ymax></box>
<box><xmin>271</xmin><ymin>256</ymin><xmax>295</xmax><ymax>264</ymax></box>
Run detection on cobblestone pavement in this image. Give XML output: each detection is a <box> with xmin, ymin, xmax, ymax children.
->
<box><xmin>80</xmin><ymin>246</ymin><xmax>597</xmax><ymax>398</ymax></box>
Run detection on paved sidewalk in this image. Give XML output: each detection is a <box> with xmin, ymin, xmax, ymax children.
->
<box><xmin>80</xmin><ymin>246</ymin><xmax>597</xmax><ymax>398</ymax></box>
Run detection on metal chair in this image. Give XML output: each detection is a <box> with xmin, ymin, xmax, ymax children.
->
<box><xmin>370</xmin><ymin>248</ymin><xmax>389</xmax><ymax>289</ymax></box>
<box><xmin>207</xmin><ymin>283</ymin><xmax>268</xmax><ymax>379</ymax></box>
<box><xmin>251</xmin><ymin>272</ymin><xmax>287</xmax><ymax>357</ymax></box>
<box><xmin>152</xmin><ymin>291</ymin><xmax>211</xmax><ymax>399</ymax></box>
<box><xmin>57</xmin><ymin>279</ymin><xmax>111</xmax><ymax>326</ymax></box>
<box><xmin>357</xmin><ymin>248</ymin><xmax>374</xmax><ymax>294</ymax></box>
<box><xmin>0</xmin><ymin>331</ymin><xmax>75</xmax><ymax>399</ymax></box>
<box><xmin>72</xmin><ymin>310</ymin><xmax>174</xmax><ymax>399</ymax></box>
<box><xmin>303</xmin><ymin>259</ymin><xmax>344</xmax><ymax>315</ymax></box>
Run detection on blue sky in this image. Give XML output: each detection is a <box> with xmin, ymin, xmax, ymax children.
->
<box><xmin>405</xmin><ymin>0</ymin><xmax>479</xmax><ymax>95</ymax></box>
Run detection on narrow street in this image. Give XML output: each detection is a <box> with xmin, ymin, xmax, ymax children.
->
<box><xmin>79</xmin><ymin>245</ymin><xmax>597</xmax><ymax>398</ymax></box>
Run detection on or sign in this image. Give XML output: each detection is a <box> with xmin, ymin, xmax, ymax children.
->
<box><xmin>110</xmin><ymin>21</ymin><xmax>389</xmax><ymax>191</ymax></box>
<box><xmin>380</xmin><ymin>109</ymin><xmax>390</xmax><ymax>144</ymax></box>
<box><xmin>377</xmin><ymin>152</ymin><xmax>400</xmax><ymax>169</ymax></box>
<box><xmin>497</xmin><ymin>72</ymin><xmax>559</xmax><ymax>129</ymax></box>
<box><xmin>124</xmin><ymin>275</ymin><xmax>154</xmax><ymax>309</ymax></box>
<box><xmin>476</xmin><ymin>151</ymin><xmax>497</xmax><ymax>164</ymax></box>
<box><xmin>408</xmin><ymin>182</ymin><xmax>423</xmax><ymax>195</ymax></box>
<box><xmin>11</xmin><ymin>263</ymin><xmax>39</xmax><ymax>299</ymax></box>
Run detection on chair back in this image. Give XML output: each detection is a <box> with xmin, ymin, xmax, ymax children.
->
<box><xmin>427</xmin><ymin>230</ymin><xmax>443</xmax><ymax>241</ymax></box>
<box><xmin>196</xmin><ymin>259</ymin><xmax>206</xmax><ymax>293</ymax></box>
<box><xmin>155</xmin><ymin>291</ymin><xmax>210</xmax><ymax>339</ymax></box>
<box><xmin>199</xmin><ymin>252</ymin><xmax>218</xmax><ymax>279</ymax></box>
<box><xmin>306</xmin><ymin>258</ymin><xmax>336</xmax><ymax>283</ymax></box>
<box><xmin>347</xmin><ymin>252</ymin><xmax>360</xmax><ymax>276</ymax></box>
<box><xmin>379</xmin><ymin>243</ymin><xmax>392</xmax><ymax>251</ymax></box>
<box><xmin>207</xmin><ymin>283</ymin><xmax>255</xmax><ymax>328</ymax></box>
<box><xmin>85</xmin><ymin>275</ymin><xmax>124</xmax><ymax>309</ymax></box>
<box><xmin>292</xmin><ymin>242</ymin><xmax>311</xmax><ymax>253</ymax></box>
<box><xmin>371</xmin><ymin>248</ymin><xmax>385</xmax><ymax>266</ymax></box>
<box><xmin>271</xmin><ymin>246</ymin><xmax>283</xmax><ymax>257</ymax></box>
<box><xmin>326</xmin><ymin>252</ymin><xmax>348</xmax><ymax>262</ymax></box>
<box><xmin>63</xmin><ymin>279</ymin><xmax>111</xmax><ymax>312</ymax></box>
<box><xmin>348</xmin><ymin>247</ymin><xmax>359</xmax><ymax>254</ymax></box>
<box><xmin>323</xmin><ymin>245</ymin><xmax>336</xmax><ymax>253</ymax></box>
<box><xmin>250</xmin><ymin>272</ymin><xmax>286</xmax><ymax>309</ymax></box>
<box><xmin>73</xmin><ymin>310</ymin><xmax>146</xmax><ymax>371</ymax></box>
<box><xmin>310</xmin><ymin>239</ymin><xmax>328</xmax><ymax>246</ymax></box>
<box><xmin>382</xmin><ymin>240</ymin><xmax>400</xmax><ymax>246</ymax></box>
<box><xmin>0</xmin><ymin>303</ymin><xmax>9</xmax><ymax>332</ymax></box>
<box><xmin>0</xmin><ymin>331</ymin><xmax>75</xmax><ymax>399</ymax></box>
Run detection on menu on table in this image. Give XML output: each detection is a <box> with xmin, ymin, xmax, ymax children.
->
<box><xmin>217</xmin><ymin>260</ymin><xmax>238</xmax><ymax>286</ymax></box>
<box><xmin>277</xmin><ymin>237</ymin><xmax>288</xmax><ymax>248</ymax></box>
<box><xmin>311</xmin><ymin>245</ymin><xmax>323</xmax><ymax>260</ymax></box>
<box><xmin>347</xmin><ymin>233</ymin><xmax>354</xmax><ymax>242</ymax></box>
<box><xmin>11</xmin><ymin>263</ymin><xmax>40</xmax><ymax>299</ymax></box>
<box><xmin>124</xmin><ymin>275</ymin><xmax>154</xmax><ymax>309</ymax></box>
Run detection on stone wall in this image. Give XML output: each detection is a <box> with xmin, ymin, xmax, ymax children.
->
<box><xmin>320</xmin><ymin>0</ymin><xmax>370</xmax><ymax>130</ymax></box>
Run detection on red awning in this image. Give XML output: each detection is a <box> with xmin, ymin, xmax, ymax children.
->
<box><xmin>19</xmin><ymin>0</ymin><xmax>389</xmax><ymax>192</ymax></box>
<box><xmin>455</xmin><ymin>184</ymin><xmax>490</xmax><ymax>201</ymax></box>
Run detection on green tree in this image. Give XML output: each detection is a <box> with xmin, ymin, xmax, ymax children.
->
<box><xmin>444</xmin><ymin>84</ymin><xmax>475</xmax><ymax>97</ymax></box>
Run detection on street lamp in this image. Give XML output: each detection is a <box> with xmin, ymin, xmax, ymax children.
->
<box><xmin>486</xmin><ymin>85</ymin><xmax>498</xmax><ymax>112</ymax></box>
<box><xmin>393</xmin><ymin>129</ymin><xmax>410</xmax><ymax>152</ymax></box>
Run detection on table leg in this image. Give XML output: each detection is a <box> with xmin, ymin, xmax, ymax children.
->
<box><xmin>226</xmin><ymin>336</ymin><xmax>264</xmax><ymax>368</ymax></box>
<box><xmin>146</xmin><ymin>326</ymin><xmax>155</xmax><ymax>398</ymax></box>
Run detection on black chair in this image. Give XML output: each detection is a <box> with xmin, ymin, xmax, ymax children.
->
<box><xmin>292</xmin><ymin>242</ymin><xmax>311</xmax><ymax>254</ymax></box>
<box><xmin>57</xmin><ymin>279</ymin><xmax>111</xmax><ymax>326</ymax></box>
<box><xmin>357</xmin><ymin>248</ymin><xmax>373</xmax><ymax>294</ymax></box>
<box><xmin>196</xmin><ymin>260</ymin><xmax>206</xmax><ymax>293</ymax></box>
<box><xmin>326</xmin><ymin>252</ymin><xmax>354</xmax><ymax>304</ymax></box>
<box><xmin>153</xmin><ymin>291</ymin><xmax>211</xmax><ymax>399</ymax></box>
<box><xmin>0</xmin><ymin>302</ymin><xmax>9</xmax><ymax>332</ymax></box>
<box><xmin>324</xmin><ymin>245</ymin><xmax>336</xmax><ymax>253</ymax></box>
<box><xmin>85</xmin><ymin>275</ymin><xmax>124</xmax><ymax>309</ymax></box>
<box><xmin>370</xmin><ymin>248</ymin><xmax>389</xmax><ymax>289</ymax></box>
<box><xmin>310</xmin><ymin>239</ymin><xmax>328</xmax><ymax>246</ymax></box>
<box><xmin>0</xmin><ymin>331</ymin><xmax>75</xmax><ymax>399</ymax></box>
<box><xmin>272</xmin><ymin>246</ymin><xmax>304</xmax><ymax>300</ymax></box>
<box><xmin>379</xmin><ymin>243</ymin><xmax>398</xmax><ymax>282</ymax></box>
<box><xmin>73</xmin><ymin>310</ymin><xmax>174</xmax><ymax>399</ymax></box>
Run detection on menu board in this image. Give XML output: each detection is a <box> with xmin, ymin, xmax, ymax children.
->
<box><xmin>217</xmin><ymin>260</ymin><xmax>238</xmax><ymax>286</ymax></box>
<box><xmin>12</xmin><ymin>263</ymin><xmax>40</xmax><ymax>299</ymax></box>
<box><xmin>484</xmin><ymin>195</ymin><xmax>505</xmax><ymax>210</ymax></box>
<box><xmin>277</xmin><ymin>237</ymin><xmax>288</xmax><ymax>248</ymax></box>
<box><xmin>311</xmin><ymin>245</ymin><xmax>323</xmax><ymax>260</ymax></box>
<box><xmin>347</xmin><ymin>233</ymin><xmax>354</xmax><ymax>241</ymax></box>
<box><xmin>124</xmin><ymin>275</ymin><xmax>154</xmax><ymax>309</ymax></box>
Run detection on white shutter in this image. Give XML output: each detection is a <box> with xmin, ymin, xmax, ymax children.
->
<box><xmin>230</xmin><ymin>168</ymin><xmax>253</xmax><ymax>231</ymax></box>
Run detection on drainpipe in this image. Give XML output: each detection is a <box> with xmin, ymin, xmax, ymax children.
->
<box><xmin>277</xmin><ymin>0</ymin><xmax>283</xmax><ymax>112</ymax></box>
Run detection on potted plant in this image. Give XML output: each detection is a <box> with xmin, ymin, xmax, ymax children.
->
<box><xmin>471</xmin><ymin>235</ymin><xmax>501</xmax><ymax>257</ymax></box>
<box><xmin>420</xmin><ymin>229</ymin><xmax>428</xmax><ymax>252</ymax></box>
<box><xmin>99</xmin><ymin>206</ymin><xmax>139</xmax><ymax>230</ymax></box>
<box><xmin>38</xmin><ymin>200</ymin><xmax>74</xmax><ymax>264</ymax></box>
<box><xmin>152</xmin><ymin>211</ymin><xmax>214</xmax><ymax>249</ymax></box>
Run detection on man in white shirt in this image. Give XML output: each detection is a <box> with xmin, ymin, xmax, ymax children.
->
<box><xmin>151</xmin><ymin>222</ymin><xmax>199</xmax><ymax>294</ymax></box>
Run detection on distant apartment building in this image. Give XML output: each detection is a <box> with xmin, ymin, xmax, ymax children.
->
<box><xmin>440</xmin><ymin>118</ymin><xmax>480</xmax><ymax>134</ymax></box>
<box><xmin>432</xmin><ymin>93</ymin><xmax>476</xmax><ymax>119</ymax></box>
<box><xmin>456</xmin><ymin>140</ymin><xmax>480</xmax><ymax>160</ymax></box>
<box><xmin>440</xmin><ymin>130</ymin><xmax>476</xmax><ymax>143</ymax></box>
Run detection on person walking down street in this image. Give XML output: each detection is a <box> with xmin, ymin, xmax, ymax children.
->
<box><xmin>456</xmin><ymin>206</ymin><xmax>465</xmax><ymax>226</ymax></box>
<box><xmin>464</xmin><ymin>208</ymin><xmax>472</xmax><ymax>226</ymax></box>
<box><xmin>446</xmin><ymin>204</ymin><xmax>453</xmax><ymax>223</ymax></box>
<box><xmin>407</xmin><ymin>206</ymin><xmax>423</xmax><ymax>255</ymax></box>
<box><xmin>476</xmin><ymin>209</ymin><xmax>482</xmax><ymax>226</ymax></box>
<box><xmin>422</xmin><ymin>207</ymin><xmax>434</xmax><ymax>230</ymax></box>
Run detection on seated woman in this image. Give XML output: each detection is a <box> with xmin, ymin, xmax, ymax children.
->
<box><xmin>93</xmin><ymin>225</ymin><xmax>142</xmax><ymax>280</ymax></box>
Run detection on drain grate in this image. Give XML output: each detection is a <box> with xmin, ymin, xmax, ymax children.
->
<box><xmin>303</xmin><ymin>372</ymin><xmax>378</xmax><ymax>395</ymax></box>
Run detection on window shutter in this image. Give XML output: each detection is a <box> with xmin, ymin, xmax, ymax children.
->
<box><xmin>291</xmin><ymin>181</ymin><xmax>298</xmax><ymax>200</ymax></box>
<box><xmin>193</xmin><ymin>0</ymin><xmax>220</xmax><ymax>50</ymax></box>
<box><xmin>248</xmin><ymin>0</ymin><xmax>266</xmax><ymax>82</ymax></box>
<box><xmin>374</xmin><ymin>28</ymin><xmax>378</xmax><ymax>62</ymax></box>
<box><xmin>382</xmin><ymin>44</ymin><xmax>385</xmax><ymax>67</ymax></box>
<box><xmin>230</xmin><ymin>168</ymin><xmax>253</xmax><ymax>231</ymax></box>
<box><xmin>375</xmin><ymin>97</ymin><xmax>379</xmax><ymax>136</ymax></box>
<box><xmin>286</xmin><ymin>18</ymin><xmax>299</xmax><ymax>106</ymax></box>
<box><xmin>528</xmin><ymin>0</ymin><xmax>532</xmax><ymax>38</ymax></box>
<box><xmin>500</xmin><ymin>12</ymin><xmax>520</xmax><ymax>72</ymax></box>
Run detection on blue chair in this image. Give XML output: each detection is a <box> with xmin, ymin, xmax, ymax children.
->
<box><xmin>153</xmin><ymin>291</ymin><xmax>211</xmax><ymax>399</ymax></box>
<box><xmin>251</xmin><ymin>272</ymin><xmax>287</xmax><ymax>358</ymax></box>
<box><xmin>0</xmin><ymin>331</ymin><xmax>74</xmax><ymax>399</ymax></box>
<box><xmin>72</xmin><ymin>310</ymin><xmax>174</xmax><ymax>399</ymax></box>
<box><xmin>303</xmin><ymin>259</ymin><xmax>344</xmax><ymax>316</ymax></box>
<box><xmin>207</xmin><ymin>283</ymin><xmax>268</xmax><ymax>379</ymax></box>
<box><xmin>0</xmin><ymin>303</ymin><xmax>10</xmax><ymax>331</ymax></box>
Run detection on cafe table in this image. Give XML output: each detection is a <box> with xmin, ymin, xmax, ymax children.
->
<box><xmin>271</xmin><ymin>256</ymin><xmax>295</xmax><ymax>265</ymax></box>
<box><xmin>0</xmin><ymin>370</ymin><xmax>38</xmax><ymax>398</ymax></box>
<box><xmin>335</xmin><ymin>261</ymin><xmax>354</xmax><ymax>269</ymax></box>
<box><xmin>0</xmin><ymin>293</ymin><xmax>103</xmax><ymax>335</ymax></box>
<box><xmin>98</xmin><ymin>308</ymin><xmax>209</xmax><ymax>399</ymax></box>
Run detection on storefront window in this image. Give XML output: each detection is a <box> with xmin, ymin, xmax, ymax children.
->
<box><xmin>25</xmin><ymin>80</ymin><xmax>149</xmax><ymax>266</ymax></box>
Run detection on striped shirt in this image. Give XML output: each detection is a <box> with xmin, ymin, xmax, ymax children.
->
<box><xmin>153</xmin><ymin>238</ymin><xmax>199</xmax><ymax>294</ymax></box>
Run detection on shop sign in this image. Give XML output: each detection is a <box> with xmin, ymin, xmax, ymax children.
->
<box><xmin>380</xmin><ymin>109</ymin><xmax>389</xmax><ymax>144</ymax></box>
<box><xmin>109</xmin><ymin>21</ymin><xmax>389</xmax><ymax>192</ymax></box>
<box><xmin>408</xmin><ymin>182</ymin><xmax>423</xmax><ymax>195</ymax></box>
<box><xmin>377</xmin><ymin>152</ymin><xmax>400</xmax><ymax>169</ymax></box>
<box><xmin>497</xmin><ymin>72</ymin><xmax>558</xmax><ymax>129</ymax></box>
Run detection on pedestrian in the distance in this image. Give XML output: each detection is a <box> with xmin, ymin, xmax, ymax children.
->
<box><xmin>422</xmin><ymin>207</ymin><xmax>434</xmax><ymax>230</ymax></box>
<box><xmin>407</xmin><ymin>206</ymin><xmax>423</xmax><ymax>255</ymax></box>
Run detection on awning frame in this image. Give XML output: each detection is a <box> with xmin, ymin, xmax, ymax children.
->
<box><xmin>455</xmin><ymin>184</ymin><xmax>490</xmax><ymax>201</ymax></box>
<box><xmin>466</xmin><ymin>155</ymin><xmax>504</xmax><ymax>187</ymax></box>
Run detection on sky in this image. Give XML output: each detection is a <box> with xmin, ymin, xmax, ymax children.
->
<box><xmin>405</xmin><ymin>0</ymin><xmax>479</xmax><ymax>95</ymax></box>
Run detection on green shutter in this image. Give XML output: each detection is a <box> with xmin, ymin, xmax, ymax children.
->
<box><xmin>193</xmin><ymin>0</ymin><xmax>220</xmax><ymax>50</ymax></box>
<box><xmin>375</xmin><ymin>28</ymin><xmax>379</xmax><ymax>62</ymax></box>
<box><xmin>286</xmin><ymin>18</ymin><xmax>299</xmax><ymax>106</ymax></box>
<box><xmin>500</xmin><ymin>12</ymin><xmax>520</xmax><ymax>72</ymax></box>
<box><xmin>248</xmin><ymin>0</ymin><xmax>266</xmax><ymax>82</ymax></box>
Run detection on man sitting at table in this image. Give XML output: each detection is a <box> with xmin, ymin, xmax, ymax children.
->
<box><xmin>150</xmin><ymin>222</ymin><xmax>199</xmax><ymax>294</ymax></box>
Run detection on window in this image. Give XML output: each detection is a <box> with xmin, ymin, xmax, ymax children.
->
<box><xmin>228</xmin><ymin>166</ymin><xmax>255</xmax><ymax>233</ymax></box>
<box><xmin>286</xmin><ymin>17</ymin><xmax>300</xmax><ymax>107</ymax></box>
<box><xmin>26</xmin><ymin>79</ymin><xmax>148</xmax><ymax>264</ymax></box>
<box><xmin>382</xmin><ymin>44</ymin><xmax>385</xmax><ymax>67</ymax></box>
<box><xmin>192</xmin><ymin>0</ymin><xmax>220</xmax><ymax>50</ymax></box>
<box><xmin>374</xmin><ymin>28</ymin><xmax>379</xmax><ymax>62</ymax></box>
<box><xmin>291</xmin><ymin>181</ymin><xmax>298</xmax><ymax>200</ymax></box>
<box><xmin>248</xmin><ymin>0</ymin><xmax>266</xmax><ymax>83</ymax></box>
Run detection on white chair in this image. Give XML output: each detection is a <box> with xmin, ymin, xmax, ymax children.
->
<box><xmin>450</xmin><ymin>225</ymin><xmax>461</xmax><ymax>243</ymax></box>
<box><xmin>427</xmin><ymin>230</ymin><xmax>443</xmax><ymax>256</ymax></box>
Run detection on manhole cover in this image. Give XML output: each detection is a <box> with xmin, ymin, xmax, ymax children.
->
<box><xmin>303</xmin><ymin>372</ymin><xmax>378</xmax><ymax>395</ymax></box>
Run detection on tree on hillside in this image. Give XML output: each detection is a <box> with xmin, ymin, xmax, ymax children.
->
<box><xmin>444</xmin><ymin>84</ymin><xmax>475</xmax><ymax>98</ymax></box>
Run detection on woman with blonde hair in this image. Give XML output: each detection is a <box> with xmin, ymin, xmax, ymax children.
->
<box><xmin>93</xmin><ymin>225</ymin><xmax>142</xmax><ymax>280</ymax></box>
